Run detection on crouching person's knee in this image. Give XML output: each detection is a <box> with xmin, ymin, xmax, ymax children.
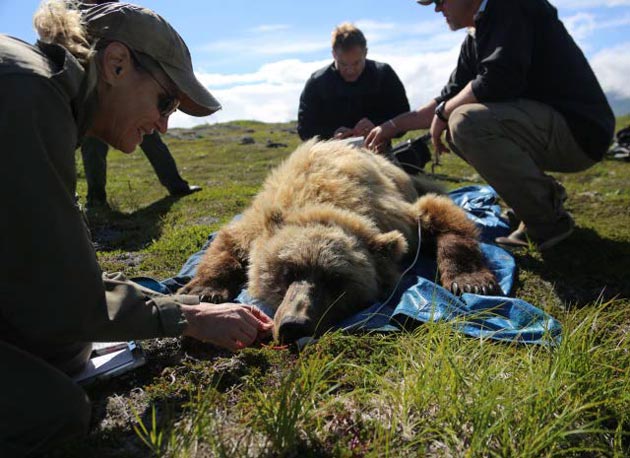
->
<box><xmin>0</xmin><ymin>342</ymin><xmax>91</xmax><ymax>457</ymax></box>
<box><xmin>448</xmin><ymin>103</ymin><xmax>498</xmax><ymax>159</ymax></box>
<box><xmin>1</xmin><ymin>373</ymin><xmax>91</xmax><ymax>457</ymax></box>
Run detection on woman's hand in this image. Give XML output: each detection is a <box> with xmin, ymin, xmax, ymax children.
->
<box><xmin>181</xmin><ymin>303</ymin><xmax>274</xmax><ymax>351</ymax></box>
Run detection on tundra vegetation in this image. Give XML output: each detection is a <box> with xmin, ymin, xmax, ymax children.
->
<box><xmin>47</xmin><ymin>117</ymin><xmax>629</xmax><ymax>457</ymax></box>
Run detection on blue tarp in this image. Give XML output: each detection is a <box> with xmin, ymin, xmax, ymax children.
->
<box><xmin>135</xmin><ymin>186</ymin><xmax>562</xmax><ymax>346</ymax></box>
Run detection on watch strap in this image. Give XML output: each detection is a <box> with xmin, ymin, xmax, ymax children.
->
<box><xmin>435</xmin><ymin>101</ymin><xmax>448</xmax><ymax>122</ymax></box>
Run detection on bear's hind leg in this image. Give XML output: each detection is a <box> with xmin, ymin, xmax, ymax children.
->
<box><xmin>413</xmin><ymin>194</ymin><xmax>501</xmax><ymax>296</ymax></box>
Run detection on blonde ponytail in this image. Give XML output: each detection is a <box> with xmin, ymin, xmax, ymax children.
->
<box><xmin>33</xmin><ymin>0</ymin><xmax>92</xmax><ymax>64</ymax></box>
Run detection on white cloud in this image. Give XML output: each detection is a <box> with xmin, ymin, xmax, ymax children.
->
<box><xmin>591</xmin><ymin>42</ymin><xmax>630</xmax><ymax>98</ymax></box>
<box><xmin>198</xmin><ymin>36</ymin><xmax>328</xmax><ymax>56</ymax></box>
<box><xmin>563</xmin><ymin>12</ymin><xmax>597</xmax><ymax>40</ymax></box>
<box><xmin>354</xmin><ymin>19</ymin><xmax>397</xmax><ymax>31</ymax></box>
<box><xmin>376</xmin><ymin>47</ymin><xmax>461</xmax><ymax>108</ymax></box>
<box><xmin>563</xmin><ymin>12</ymin><xmax>630</xmax><ymax>40</ymax></box>
<box><xmin>251</xmin><ymin>24</ymin><xmax>291</xmax><ymax>33</ymax></box>
<box><xmin>351</xmin><ymin>17</ymin><xmax>457</xmax><ymax>49</ymax></box>
<box><xmin>553</xmin><ymin>0</ymin><xmax>630</xmax><ymax>8</ymax></box>
<box><xmin>197</xmin><ymin>17</ymin><xmax>454</xmax><ymax>61</ymax></box>
<box><xmin>196</xmin><ymin>59</ymin><xmax>327</xmax><ymax>88</ymax></box>
<box><xmin>170</xmin><ymin>82</ymin><xmax>302</xmax><ymax>129</ymax></box>
<box><xmin>169</xmin><ymin>58</ymin><xmax>329</xmax><ymax>128</ymax></box>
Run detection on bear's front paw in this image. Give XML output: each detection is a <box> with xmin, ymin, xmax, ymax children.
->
<box><xmin>444</xmin><ymin>270</ymin><xmax>502</xmax><ymax>296</ymax></box>
<box><xmin>179</xmin><ymin>281</ymin><xmax>231</xmax><ymax>303</ymax></box>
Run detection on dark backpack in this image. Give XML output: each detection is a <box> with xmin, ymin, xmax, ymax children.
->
<box><xmin>389</xmin><ymin>133</ymin><xmax>432</xmax><ymax>174</ymax></box>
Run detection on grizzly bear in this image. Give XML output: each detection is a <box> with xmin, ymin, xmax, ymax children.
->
<box><xmin>180</xmin><ymin>139</ymin><xmax>500</xmax><ymax>343</ymax></box>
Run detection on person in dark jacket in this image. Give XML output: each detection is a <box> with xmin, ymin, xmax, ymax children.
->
<box><xmin>297</xmin><ymin>23</ymin><xmax>410</xmax><ymax>142</ymax></box>
<box><xmin>0</xmin><ymin>2</ymin><xmax>272</xmax><ymax>456</ymax></box>
<box><xmin>366</xmin><ymin>0</ymin><xmax>615</xmax><ymax>250</ymax></box>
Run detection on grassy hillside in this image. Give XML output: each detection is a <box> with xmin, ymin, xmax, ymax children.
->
<box><xmin>50</xmin><ymin>119</ymin><xmax>629</xmax><ymax>457</ymax></box>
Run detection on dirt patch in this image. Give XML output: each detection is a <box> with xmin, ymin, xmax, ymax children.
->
<box><xmin>109</xmin><ymin>252</ymin><xmax>146</xmax><ymax>268</ymax></box>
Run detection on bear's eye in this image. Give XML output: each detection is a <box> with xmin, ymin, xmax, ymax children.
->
<box><xmin>281</xmin><ymin>266</ymin><xmax>301</xmax><ymax>284</ymax></box>
<box><xmin>312</xmin><ymin>271</ymin><xmax>342</xmax><ymax>287</ymax></box>
<box><xmin>328</xmin><ymin>272</ymin><xmax>345</xmax><ymax>286</ymax></box>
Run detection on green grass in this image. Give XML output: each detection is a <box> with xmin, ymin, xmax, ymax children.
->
<box><xmin>50</xmin><ymin>119</ymin><xmax>630</xmax><ymax>458</ymax></box>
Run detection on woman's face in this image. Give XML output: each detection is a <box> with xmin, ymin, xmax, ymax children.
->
<box><xmin>88</xmin><ymin>43</ymin><xmax>178</xmax><ymax>154</ymax></box>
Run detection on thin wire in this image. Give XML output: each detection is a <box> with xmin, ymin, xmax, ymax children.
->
<box><xmin>341</xmin><ymin>217</ymin><xmax>423</xmax><ymax>332</ymax></box>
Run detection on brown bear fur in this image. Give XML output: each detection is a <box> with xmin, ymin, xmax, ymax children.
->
<box><xmin>180</xmin><ymin>139</ymin><xmax>499</xmax><ymax>342</ymax></box>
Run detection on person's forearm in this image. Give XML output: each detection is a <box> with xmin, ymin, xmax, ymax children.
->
<box><xmin>442</xmin><ymin>82</ymin><xmax>478</xmax><ymax>119</ymax></box>
<box><xmin>388</xmin><ymin>100</ymin><xmax>437</xmax><ymax>134</ymax></box>
<box><xmin>95</xmin><ymin>273</ymin><xmax>192</xmax><ymax>341</ymax></box>
<box><xmin>395</xmin><ymin>85</ymin><xmax>476</xmax><ymax>129</ymax></box>
<box><xmin>365</xmin><ymin>99</ymin><xmax>438</xmax><ymax>150</ymax></box>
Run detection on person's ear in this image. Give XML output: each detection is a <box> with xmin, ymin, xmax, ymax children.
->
<box><xmin>100</xmin><ymin>42</ymin><xmax>134</xmax><ymax>85</ymax></box>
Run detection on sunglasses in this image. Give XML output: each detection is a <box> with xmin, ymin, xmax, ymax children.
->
<box><xmin>417</xmin><ymin>0</ymin><xmax>443</xmax><ymax>6</ymax></box>
<box><xmin>147</xmin><ymin>72</ymin><xmax>180</xmax><ymax>119</ymax></box>
<box><xmin>132</xmin><ymin>51</ymin><xmax>180</xmax><ymax>118</ymax></box>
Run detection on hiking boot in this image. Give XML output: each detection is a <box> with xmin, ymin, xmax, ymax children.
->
<box><xmin>170</xmin><ymin>185</ymin><xmax>202</xmax><ymax>197</ymax></box>
<box><xmin>609</xmin><ymin>144</ymin><xmax>630</xmax><ymax>161</ymax></box>
<box><xmin>537</xmin><ymin>215</ymin><xmax>575</xmax><ymax>250</ymax></box>
<box><xmin>85</xmin><ymin>198</ymin><xmax>111</xmax><ymax>213</ymax></box>
<box><xmin>553</xmin><ymin>180</ymin><xmax>568</xmax><ymax>203</ymax></box>
<box><xmin>495</xmin><ymin>215</ymin><xmax>575</xmax><ymax>251</ymax></box>
<box><xmin>500</xmin><ymin>208</ymin><xmax>521</xmax><ymax>231</ymax></box>
<box><xmin>495</xmin><ymin>222</ymin><xmax>530</xmax><ymax>248</ymax></box>
<box><xmin>498</xmin><ymin>192</ymin><xmax>567</xmax><ymax>233</ymax></box>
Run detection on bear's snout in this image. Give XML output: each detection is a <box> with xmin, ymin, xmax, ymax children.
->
<box><xmin>277</xmin><ymin>315</ymin><xmax>314</xmax><ymax>343</ymax></box>
<box><xmin>274</xmin><ymin>279</ymin><xmax>318</xmax><ymax>343</ymax></box>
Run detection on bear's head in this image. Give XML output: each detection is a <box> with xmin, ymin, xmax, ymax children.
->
<box><xmin>247</xmin><ymin>221</ymin><xmax>407</xmax><ymax>343</ymax></box>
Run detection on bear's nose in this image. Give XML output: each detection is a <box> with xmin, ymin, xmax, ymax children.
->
<box><xmin>277</xmin><ymin>316</ymin><xmax>313</xmax><ymax>343</ymax></box>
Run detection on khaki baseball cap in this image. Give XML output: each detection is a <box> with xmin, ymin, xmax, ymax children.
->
<box><xmin>82</xmin><ymin>2</ymin><xmax>221</xmax><ymax>117</ymax></box>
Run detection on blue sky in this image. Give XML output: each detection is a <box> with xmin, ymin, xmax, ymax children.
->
<box><xmin>2</xmin><ymin>0</ymin><xmax>629</xmax><ymax>128</ymax></box>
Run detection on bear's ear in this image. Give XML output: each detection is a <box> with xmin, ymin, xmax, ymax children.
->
<box><xmin>368</xmin><ymin>230</ymin><xmax>408</xmax><ymax>261</ymax></box>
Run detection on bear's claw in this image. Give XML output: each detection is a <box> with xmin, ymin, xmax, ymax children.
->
<box><xmin>447</xmin><ymin>271</ymin><xmax>501</xmax><ymax>297</ymax></box>
<box><xmin>199</xmin><ymin>291</ymin><xmax>230</xmax><ymax>304</ymax></box>
<box><xmin>179</xmin><ymin>282</ymin><xmax>231</xmax><ymax>304</ymax></box>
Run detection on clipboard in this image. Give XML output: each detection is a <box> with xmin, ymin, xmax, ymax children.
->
<box><xmin>73</xmin><ymin>341</ymin><xmax>146</xmax><ymax>385</ymax></box>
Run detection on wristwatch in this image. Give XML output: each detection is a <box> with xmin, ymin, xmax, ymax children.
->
<box><xmin>435</xmin><ymin>100</ymin><xmax>448</xmax><ymax>122</ymax></box>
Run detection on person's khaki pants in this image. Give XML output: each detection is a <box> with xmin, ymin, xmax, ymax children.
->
<box><xmin>0</xmin><ymin>341</ymin><xmax>91</xmax><ymax>457</ymax></box>
<box><xmin>448</xmin><ymin>99</ymin><xmax>595</xmax><ymax>240</ymax></box>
